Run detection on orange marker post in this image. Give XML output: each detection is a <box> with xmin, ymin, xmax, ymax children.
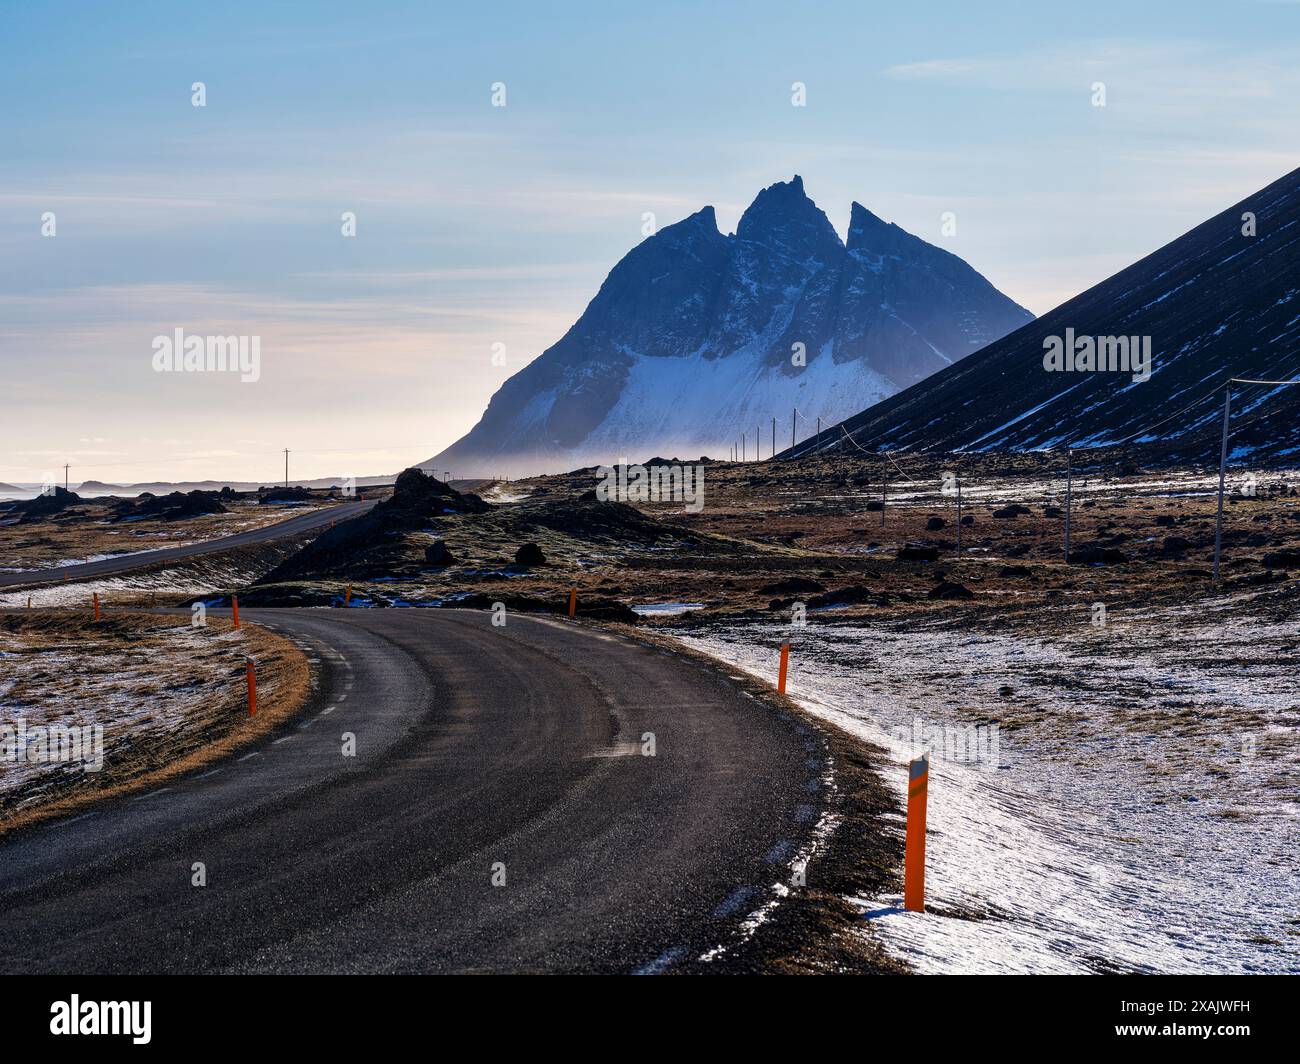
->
<box><xmin>777</xmin><ymin>643</ymin><xmax>790</xmax><ymax>694</ymax></box>
<box><xmin>93</xmin><ymin>592</ymin><xmax>101</xmax><ymax>621</ymax></box>
<box><xmin>904</xmin><ymin>754</ymin><xmax>929</xmax><ymax>912</ymax></box>
<box><xmin>245</xmin><ymin>657</ymin><xmax>258</xmax><ymax>717</ymax></box>
<box><xmin>567</xmin><ymin>588</ymin><xmax>577</xmax><ymax>618</ymax></box>
<box><xmin>344</xmin><ymin>584</ymin><xmax>352</xmax><ymax>607</ymax></box>
<box><xmin>231</xmin><ymin>595</ymin><xmax>240</xmax><ymax>630</ymax></box>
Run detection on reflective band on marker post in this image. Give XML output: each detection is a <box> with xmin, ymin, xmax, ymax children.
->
<box><xmin>904</xmin><ymin>754</ymin><xmax>928</xmax><ymax>912</ymax></box>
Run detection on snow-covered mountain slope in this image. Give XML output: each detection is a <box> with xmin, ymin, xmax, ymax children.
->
<box><xmin>791</xmin><ymin>166</ymin><xmax>1300</xmax><ymax>466</ymax></box>
<box><xmin>424</xmin><ymin>177</ymin><xmax>1032</xmax><ymax>476</ymax></box>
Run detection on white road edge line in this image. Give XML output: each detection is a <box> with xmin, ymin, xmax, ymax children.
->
<box><xmin>53</xmin><ymin>812</ymin><xmax>99</xmax><ymax>828</ymax></box>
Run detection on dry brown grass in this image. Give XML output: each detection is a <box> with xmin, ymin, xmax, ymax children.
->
<box><xmin>0</xmin><ymin>501</ymin><xmax>327</xmax><ymax>572</ymax></box>
<box><xmin>0</xmin><ymin>609</ymin><xmax>311</xmax><ymax>835</ymax></box>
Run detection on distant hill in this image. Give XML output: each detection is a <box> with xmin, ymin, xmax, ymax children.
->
<box><xmin>69</xmin><ymin>475</ymin><xmax>399</xmax><ymax>497</ymax></box>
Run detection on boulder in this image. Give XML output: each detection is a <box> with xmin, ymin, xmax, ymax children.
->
<box><xmin>928</xmin><ymin>580</ymin><xmax>974</xmax><ymax>600</ymax></box>
<box><xmin>992</xmin><ymin>504</ymin><xmax>1032</xmax><ymax>519</ymax></box>
<box><xmin>424</xmin><ymin>540</ymin><xmax>455</xmax><ymax>567</ymax></box>
<box><xmin>807</xmin><ymin>585</ymin><xmax>876</xmax><ymax>608</ymax></box>
<box><xmin>759</xmin><ymin>577</ymin><xmax>826</xmax><ymax>594</ymax></box>
<box><xmin>514</xmin><ymin>542</ymin><xmax>547</xmax><ymax>566</ymax></box>
<box><xmin>1068</xmin><ymin>545</ymin><xmax>1128</xmax><ymax>565</ymax></box>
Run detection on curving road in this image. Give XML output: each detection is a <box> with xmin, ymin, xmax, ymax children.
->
<box><xmin>0</xmin><ymin>500</ymin><xmax>374</xmax><ymax>588</ymax></box>
<box><xmin>0</xmin><ymin>608</ymin><xmax>826</xmax><ymax>973</ymax></box>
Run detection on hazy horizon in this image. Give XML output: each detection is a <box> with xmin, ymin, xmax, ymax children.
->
<box><xmin>4</xmin><ymin>1</ymin><xmax>1299</xmax><ymax>483</ymax></box>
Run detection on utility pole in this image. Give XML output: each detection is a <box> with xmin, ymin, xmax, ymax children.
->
<box><xmin>757</xmin><ymin>424</ymin><xmax>761</xmax><ymax>461</ymax></box>
<box><xmin>742</xmin><ymin>433</ymin><xmax>746</xmax><ymax>462</ymax></box>
<box><xmin>816</xmin><ymin>417</ymin><xmax>821</xmax><ymax>450</ymax></box>
<box><xmin>956</xmin><ymin>472</ymin><xmax>962</xmax><ymax>555</ymax></box>
<box><xmin>63</xmin><ymin>464</ymin><xmax>69</xmax><ymax>492</ymax></box>
<box><xmin>1064</xmin><ymin>448</ymin><xmax>1072</xmax><ymax>563</ymax></box>
<box><xmin>881</xmin><ymin>454</ymin><xmax>888</xmax><ymax>527</ymax></box>
<box><xmin>283</xmin><ymin>449</ymin><xmax>290</xmax><ymax>488</ymax></box>
<box><xmin>791</xmin><ymin>407</ymin><xmax>796</xmax><ymax>452</ymax></box>
<box><xmin>771</xmin><ymin>417</ymin><xmax>776</xmax><ymax>459</ymax></box>
<box><xmin>1213</xmin><ymin>385</ymin><xmax>1232</xmax><ymax>581</ymax></box>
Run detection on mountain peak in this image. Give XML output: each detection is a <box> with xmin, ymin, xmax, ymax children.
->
<box><xmin>655</xmin><ymin>204</ymin><xmax>721</xmax><ymax>240</ymax></box>
<box><xmin>847</xmin><ymin>201</ymin><xmax>894</xmax><ymax>250</ymax></box>
<box><xmin>690</xmin><ymin>204</ymin><xmax>718</xmax><ymax>230</ymax></box>
<box><xmin>426</xmin><ymin>176</ymin><xmax>1034</xmax><ymax>476</ymax></box>
<box><xmin>743</xmin><ymin>175</ymin><xmax>810</xmax><ymax>211</ymax></box>
<box><xmin>736</xmin><ymin>175</ymin><xmax>840</xmax><ymax>255</ymax></box>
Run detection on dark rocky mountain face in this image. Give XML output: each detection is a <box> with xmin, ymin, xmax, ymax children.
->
<box><xmin>425</xmin><ymin>177</ymin><xmax>1032</xmax><ymax>477</ymax></box>
<box><xmin>792</xmin><ymin>167</ymin><xmax>1300</xmax><ymax>467</ymax></box>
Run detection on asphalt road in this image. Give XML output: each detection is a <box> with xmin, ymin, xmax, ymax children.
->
<box><xmin>0</xmin><ymin>608</ymin><xmax>824</xmax><ymax>973</ymax></box>
<box><xmin>0</xmin><ymin>500</ymin><xmax>374</xmax><ymax>588</ymax></box>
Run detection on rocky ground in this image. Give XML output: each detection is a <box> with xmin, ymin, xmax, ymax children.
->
<box><xmin>217</xmin><ymin>453</ymin><xmax>1297</xmax><ymax>972</ymax></box>
<box><xmin>2</xmin><ymin>451</ymin><xmax>1294</xmax><ymax>970</ymax></box>
<box><xmin>0</xmin><ymin>487</ymin><xmax>341</xmax><ymax>573</ymax></box>
<box><xmin>213</xmin><ymin>451</ymin><xmax>1300</xmax><ymax>624</ymax></box>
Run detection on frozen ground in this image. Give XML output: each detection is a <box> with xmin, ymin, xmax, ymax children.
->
<box><xmin>671</xmin><ymin>593</ymin><xmax>1298</xmax><ymax>974</ymax></box>
<box><xmin>0</xmin><ymin>502</ymin><xmax>329</xmax><ymax>573</ymax></box>
<box><xmin>0</xmin><ymin>558</ymin><xmax>256</xmax><ymax>609</ymax></box>
<box><xmin>0</xmin><ymin>611</ymin><xmax>305</xmax><ymax>828</ymax></box>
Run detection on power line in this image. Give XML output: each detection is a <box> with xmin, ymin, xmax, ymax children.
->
<box><xmin>883</xmin><ymin>449</ymin><xmax>920</xmax><ymax>486</ymax></box>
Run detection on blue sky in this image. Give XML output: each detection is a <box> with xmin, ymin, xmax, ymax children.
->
<box><xmin>3</xmin><ymin>0</ymin><xmax>1298</xmax><ymax>483</ymax></box>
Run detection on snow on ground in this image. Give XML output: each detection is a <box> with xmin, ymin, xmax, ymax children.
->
<box><xmin>631</xmin><ymin>602</ymin><xmax>705</xmax><ymax>616</ymax></box>
<box><xmin>0</xmin><ymin>621</ymin><xmax>254</xmax><ymax>811</ymax></box>
<box><xmin>874</xmin><ymin>467</ymin><xmax>1297</xmax><ymax>508</ymax></box>
<box><xmin>671</xmin><ymin>602</ymin><xmax>1298</xmax><ymax>974</ymax></box>
<box><xmin>0</xmin><ymin>557</ymin><xmax>257</xmax><ymax>609</ymax></box>
<box><xmin>479</xmin><ymin>484</ymin><xmax>534</xmax><ymax>504</ymax></box>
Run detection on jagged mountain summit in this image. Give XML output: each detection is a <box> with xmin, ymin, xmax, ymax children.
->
<box><xmin>425</xmin><ymin>176</ymin><xmax>1032</xmax><ymax>477</ymax></box>
<box><xmin>789</xmin><ymin>166</ymin><xmax>1300</xmax><ymax>467</ymax></box>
